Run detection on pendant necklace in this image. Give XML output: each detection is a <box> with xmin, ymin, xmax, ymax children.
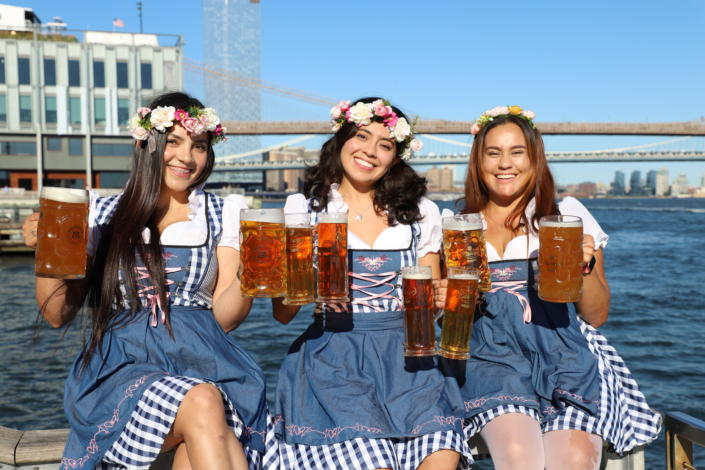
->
<box><xmin>353</xmin><ymin>204</ymin><xmax>372</xmax><ymax>220</ymax></box>
<box><xmin>484</xmin><ymin>212</ymin><xmax>507</xmax><ymax>229</ymax></box>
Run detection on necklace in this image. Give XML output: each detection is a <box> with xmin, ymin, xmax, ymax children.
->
<box><xmin>352</xmin><ymin>204</ymin><xmax>372</xmax><ymax>220</ymax></box>
<box><xmin>484</xmin><ymin>212</ymin><xmax>508</xmax><ymax>229</ymax></box>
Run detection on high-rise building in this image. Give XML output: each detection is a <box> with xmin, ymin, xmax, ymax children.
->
<box><xmin>644</xmin><ymin>170</ymin><xmax>657</xmax><ymax>196</ymax></box>
<box><xmin>263</xmin><ymin>146</ymin><xmax>306</xmax><ymax>192</ymax></box>
<box><xmin>655</xmin><ymin>168</ymin><xmax>669</xmax><ymax>196</ymax></box>
<box><xmin>612</xmin><ymin>171</ymin><xmax>625</xmax><ymax>196</ymax></box>
<box><xmin>629</xmin><ymin>170</ymin><xmax>642</xmax><ymax>195</ymax></box>
<box><xmin>701</xmin><ymin>173</ymin><xmax>705</xmax><ymax>188</ymax></box>
<box><xmin>578</xmin><ymin>182</ymin><xmax>597</xmax><ymax>197</ymax></box>
<box><xmin>671</xmin><ymin>173</ymin><xmax>689</xmax><ymax>196</ymax></box>
<box><xmin>203</xmin><ymin>0</ymin><xmax>261</xmax><ymax>158</ymax></box>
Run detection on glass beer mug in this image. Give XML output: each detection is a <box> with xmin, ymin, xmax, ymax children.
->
<box><xmin>315</xmin><ymin>212</ymin><xmax>349</xmax><ymax>303</ymax></box>
<box><xmin>35</xmin><ymin>187</ymin><xmax>90</xmax><ymax>279</ymax></box>
<box><xmin>401</xmin><ymin>265</ymin><xmax>436</xmax><ymax>357</ymax></box>
<box><xmin>438</xmin><ymin>268</ymin><xmax>479</xmax><ymax>360</ymax></box>
<box><xmin>283</xmin><ymin>213</ymin><xmax>315</xmax><ymax>305</ymax></box>
<box><xmin>240</xmin><ymin>208</ymin><xmax>287</xmax><ymax>298</ymax></box>
<box><xmin>442</xmin><ymin>214</ymin><xmax>491</xmax><ymax>292</ymax></box>
<box><xmin>538</xmin><ymin>215</ymin><xmax>583</xmax><ymax>302</ymax></box>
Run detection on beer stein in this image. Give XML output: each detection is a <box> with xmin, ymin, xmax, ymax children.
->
<box><xmin>315</xmin><ymin>212</ymin><xmax>349</xmax><ymax>303</ymax></box>
<box><xmin>35</xmin><ymin>187</ymin><xmax>90</xmax><ymax>279</ymax></box>
<box><xmin>283</xmin><ymin>213</ymin><xmax>315</xmax><ymax>305</ymax></box>
<box><xmin>401</xmin><ymin>265</ymin><xmax>436</xmax><ymax>357</ymax></box>
<box><xmin>240</xmin><ymin>208</ymin><xmax>287</xmax><ymax>298</ymax></box>
<box><xmin>538</xmin><ymin>215</ymin><xmax>583</xmax><ymax>302</ymax></box>
<box><xmin>438</xmin><ymin>268</ymin><xmax>479</xmax><ymax>360</ymax></box>
<box><xmin>442</xmin><ymin>214</ymin><xmax>491</xmax><ymax>292</ymax></box>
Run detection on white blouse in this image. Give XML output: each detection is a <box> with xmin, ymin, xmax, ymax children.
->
<box><xmin>284</xmin><ymin>184</ymin><xmax>443</xmax><ymax>258</ymax></box>
<box><xmin>86</xmin><ymin>185</ymin><xmax>248</xmax><ymax>256</ymax></box>
<box><xmin>441</xmin><ymin>197</ymin><xmax>609</xmax><ymax>262</ymax></box>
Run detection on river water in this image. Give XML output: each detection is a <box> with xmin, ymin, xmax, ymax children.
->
<box><xmin>1</xmin><ymin>197</ymin><xmax>703</xmax><ymax>469</ymax></box>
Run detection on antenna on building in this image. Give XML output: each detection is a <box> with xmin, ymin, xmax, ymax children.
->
<box><xmin>136</xmin><ymin>2</ymin><xmax>143</xmax><ymax>33</ymax></box>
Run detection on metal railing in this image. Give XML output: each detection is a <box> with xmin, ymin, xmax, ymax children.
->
<box><xmin>666</xmin><ymin>412</ymin><xmax>705</xmax><ymax>470</ymax></box>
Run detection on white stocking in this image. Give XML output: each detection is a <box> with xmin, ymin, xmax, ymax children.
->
<box><xmin>543</xmin><ymin>429</ymin><xmax>603</xmax><ymax>470</ymax></box>
<box><xmin>478</xmin><ymin>413</ymin><xmax>545</xmax><ymax>470</ymax></box>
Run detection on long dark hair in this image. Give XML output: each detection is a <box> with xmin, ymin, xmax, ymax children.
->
<box><xmin>304</xmin><ymin>97</ymin><xmax>427</xmax><ymax>226</ymax></box>
<box><xmin>461</xmin><ymin>114</ymin><xmax>558</xmax><ymax>233</ymax></box>
<box><xmin>79</xmin><ymin>92</ymin><xmax>215</xmax><ymax>373</ymax></box>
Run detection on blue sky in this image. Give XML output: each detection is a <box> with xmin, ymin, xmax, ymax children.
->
<box><xmin>16</xmin><ymin>0</ymin><xmax>705</xmax><ymax>187</ymax></box>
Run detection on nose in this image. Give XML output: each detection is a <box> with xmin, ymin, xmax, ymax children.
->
<box><xmin>175</xmin><ymin>145</ymin><xmax>194</xmax><ymax>165</ymax></box>
<box><xmin>498</xmin><ymin>152</ymin><xmax>513</xmax><ymax>169</ymax></box>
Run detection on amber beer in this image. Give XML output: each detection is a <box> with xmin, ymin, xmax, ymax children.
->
<box><xmin>538</xmin><ymin>215</ymin><xmax>583</xmax><ymax>302</ymax></box>
<box><xmin>35</xmin><ymin>187</ymin><xmax>90</xmax><ymax>279</ymax></box>
<box><xmin>315</xmin><ymin>212</ymin><xmax>349</xmax><ymax>302</ymax></box>
<box><xmin>439</xmin><ymin>268</ymin><xmax>479</xmax><ymax>360</ymax></box>
<box><xmin>283</xmin><ymin>213</ymin><xmax>315</xmax><ymax>305</ymax></box>
<box><xmin>240</xmin><ymin>209</ymin><xmax>286</xmax><ymax>298</ymax></box>
<box><xmin>402</xmin><ymin>266</ymin><xmax>436</xmax><ymax>357</ymax></box>
<box><xmin>442</xmin><ymin>214</ymin><xmax>491</xmax><ymax>292</ymax></box>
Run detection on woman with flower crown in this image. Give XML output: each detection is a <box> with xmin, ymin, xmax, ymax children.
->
<box><xmin>270</xmin><ymin>97</ymin><xmax>472</xmax><ymax>470</ymax></box>
<box><xmin>22</xmin><ymin>92</ymin><xmax>274</xmax><ymax>470</ymax></box>
<box><xmin>434</xmin><ymin>107</ymin><xmax>661</xmax><ymax>470</ymax></box>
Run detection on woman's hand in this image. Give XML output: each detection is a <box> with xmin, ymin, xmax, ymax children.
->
<box><xmin>22</xmin><ymin>212</ymin><xmax>40</xmax><ymax>248</ymax></box>
<box><xmin>433</xmin><ymin>278</ymin><xmax>448</xmax><ymax>311</ymax></box>
<box><xmin>575</xmin><ymin>234</ymin><xmax>610</xmax><ymax>327</ymax></box>
<box><xmin>581</xmin><ymin>234</ymin><xmax>595</xmax><ymax>275</ymax></box>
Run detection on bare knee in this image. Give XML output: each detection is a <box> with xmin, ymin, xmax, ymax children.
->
<box><xmin>177</xmin><ymin>384</ymin><xmax>226</xmax><ymax>432</ymax></box>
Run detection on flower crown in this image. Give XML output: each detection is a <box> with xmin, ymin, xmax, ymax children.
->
<box><xmin>330</xmin><ymin>99</ymin><xmax>423</xmax><ymax>161</ymax></box>
<box><xmin>471</xmin><ymin>106</ymin><xmax>536</xmax><ymax>135</ymax></box>
<box><xmin>129</xmin><ymin>105</ymin><xmax>227</xmax><ymax>152</ymax></box>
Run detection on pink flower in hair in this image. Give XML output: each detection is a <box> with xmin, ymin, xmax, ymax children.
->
<box><xmin>137</xmin><ymin>107</ymin><xmax>151</xmax><ymax>118</ymax></box>
<box><xmin>385</xmin><ymin>112</ymin><xmax>399</xmax><ymax>128</ymax></box>
<box><xmin>471</xmin><ymin>124</ymin><xmax>481</xmax><ymax>135</ymax></box>
<box><xmin>181</xmin><ymin>117</ymin><xmax>199</xmax><ymax>133</ymax></box>
<box><xmin>338</xmin><ymin>101</ymin><xmax>350</xmax><ymax>112</ymax></box>
<box><xmin>375</xmin><ymin>104</ymin><xmax>390</xmax><ymax>117</ymax></box>
<box><xmin>175</xmin><ymin>109</ymin><xmax>189</xmax><ymax>121</ymax></box>
<box><xmin>214</xmin><ymin>124</ymin><xmax>223</xmax><ymax>135</ymax></box>
<box><xmin>523</xmin><ymin>110</ymin><xmax>535</xmax><ymax>120</ymax></box>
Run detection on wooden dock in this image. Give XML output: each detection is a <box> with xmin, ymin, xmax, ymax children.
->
<box><xmin>0</xmin><ymin>223</ymin><xmax>33</xmax><ymax>253</ymax></box>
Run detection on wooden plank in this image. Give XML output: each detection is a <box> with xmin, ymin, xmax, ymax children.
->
<box><xmin>0</xmin><ymin>425</ymin><xmax>24</xmax><ymax>465</ymax></box>
<box><xmin>15</xmin><ymin>429</ymin><xmax>69</xmax><ymax>465</ymax></box>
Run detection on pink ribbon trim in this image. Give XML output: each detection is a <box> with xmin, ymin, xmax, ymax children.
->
<box><xmin>134</xmin><ymin>266</ymin><xmax>182</xmax><ymax>327</ymax></box>
<box><xmin>147</xmin><ymin>131</ymin><xmax>156</xmax><ymax>153</ymax></box>
<box><xmin>490</xmin><ymin>281</ymin><xmax>532</xmax><ymax>323</ymax></box>
<box><xmin>349</xmin><ymin>271</ymin><xmax>398</xmax><ymax>312</ymax></box>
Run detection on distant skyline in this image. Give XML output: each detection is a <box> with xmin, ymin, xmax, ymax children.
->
<box><xmin>15</xmin><ymin>0</ymin><xmax>705</xmax><ymax>186</ymax></box>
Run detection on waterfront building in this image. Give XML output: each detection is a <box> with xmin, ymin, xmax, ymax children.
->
<box><xmin>629</xmin><ymin>170</ymin><xmax>642</xmax><ymax>196</ymax></box>
<box><xmin>263</xmin><ymin>146</ymin><xmax>305</xmax><ymax>192</ymax></box>
<box><xmin>425</xmin><ymin>166</ymin><xmax>454</xmax><ymax>192</ymax></box>
<box><xmin>578</xmin><ymin>182</ymin><xmax>597</xmax><ymax>197</ymax></box>
<box><xmin>701</xmin><ymin>172</ymin><xmax>705</xmax><ymax>188</ymax></box>
<box><xmin>671</xmin><ymin>173</ymin><xmax>689</xmax><ymax>196</ymax></box>
<box><xmin>0</xmin><ymin>4</ymin><xmax>183</xmax><ymax>190</ymax></box>
<box><xmin>655</xmin><ymin>168</ymin><xmax>669</xmax><ymax>196</ymax></box>
<box><xmin>644</xmin><ymin>170</ymin><xmax>657</xmax><ymax>196</ymax></box>
<box><xmin>612</xmin><ymin>171</ymin><xmax>626</xmax><ymax>196</ymax></box>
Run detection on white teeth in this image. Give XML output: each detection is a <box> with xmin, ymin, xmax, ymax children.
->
<box><xmin>170</xmin><ymin>166</ymin><xmax>190</xmax><ymax>174</ymax></box>
<box><xmin>496</xmin><ymin>175</ymin><xmax>514</xmax><ymax>179</ymax></box>
<box><xmin>355</xmin><ymin>158</ymin><xmax>374</xmax><ymax>168</ymax></box>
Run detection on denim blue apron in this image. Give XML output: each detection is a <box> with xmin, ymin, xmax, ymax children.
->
<box><xmin>274</xmin><ymin>209</ymin><xmax>466</xmax><ymax>447</ymax></box>
<box><xmin>60</xmin><ymin>193</ymin><xmax>268</xmax><ymax>470</ymax></box>
<box><xmin>458</xmin><ymin>258</ymin><xmax>600</xmax><ymax>423</ymax></box>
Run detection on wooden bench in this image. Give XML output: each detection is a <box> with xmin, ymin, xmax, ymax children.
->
<box><xmin>1</xmin><ymin>425</ymin><xmax>645</xmax><ymax>470</ymax></box>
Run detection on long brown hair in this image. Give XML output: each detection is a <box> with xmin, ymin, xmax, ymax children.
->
<box><xmin>460</xmin><ymin>115</ymin><xmax>558</xmax><ymax>234</ymax></box>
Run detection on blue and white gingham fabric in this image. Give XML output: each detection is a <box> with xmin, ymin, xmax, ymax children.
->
<box><xmin>463</xmin><ymin>316</ymin><xmax>661</xmax><ymax>459</ymax></box>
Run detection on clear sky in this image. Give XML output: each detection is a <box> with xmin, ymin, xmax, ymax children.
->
<box><xmin>15</xmin><ymin>0</ymin><xmax>705</xmax><ymax>187</ymax></box>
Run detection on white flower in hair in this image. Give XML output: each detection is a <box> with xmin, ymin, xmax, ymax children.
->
<box><xmin>392</xmin><ymin>117</ymin><xmax>412</xmax><ymax>141</ymax></box>
<box><xmin>150</xmin><ymin>106</ymin><xmax>176</xmax><ymax>132</ymax></box>
<box><xmin>348</xmin><ymin>102</ymin><xmax>373</xmax><ymax>127</ymax></box>
<box><xmin>129</xmin><ymin>115</ymin><xmax>141</xmax><ymax>131</ymax></box>
<box><xmin>400</xmin><ymin>147</ymin><xmax>413</xmax><ymax>161</ymax></box>
<box><xmin>201</xmin><ymin>108</ymin><xmax>220</xmax><ymax>131</ymax></box>
<box><xmin>409</xmin><ymin>138</ymin><xmax>423</xmax><ymax>153</ymax></box>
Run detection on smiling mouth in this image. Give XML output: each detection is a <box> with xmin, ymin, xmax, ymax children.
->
<box><xmin>496</xmin><ymin>174</ymin><xmax>516</xmax><ymax>180</ymax></box>
<box><xmin>169</xmin><ymin>165</ymin><xmax>191</xmax><ymax>175</ymax></box>
<box><xmin>354</xmin><ymin>157</ymin><xmax>376</xmax><ymax>169</ymax></box>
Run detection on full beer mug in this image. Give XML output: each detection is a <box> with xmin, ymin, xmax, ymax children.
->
<box><xmin>442</xmin><ymin>214</ymin><xmax>491</xmax><ymax>292</ymax></box>
<box><xmin>315</xmin><ymin>212</ymin><xmax>349</xmax><ymax>303</ymax></box>
<box><xmin>240</xmin><ymin>208</ymin><xmax>287</xmax><ymax>298</ymax></box>
<box><xmin>438</xmin><ymin>268</ymin><xmax>479</xmax><ymax>360</ymax></box>
<box><xmin>283</xmin><ymin>213</ymin><xmax>315</xmax><ymax>305</ymax></box>
<box><xmin>401</xmin><ymin>265</ymin><xmax>436</xmax><ymax>357</ymax></box>
<box><xmin>35</xmin><ymin>187</ymin><xmax>90</xmax><ymax>279</ymax></box>
<box><xmin>538</xmin><ymin>215</ymin><xmax>583</xmax><ymax>302</ymax></box>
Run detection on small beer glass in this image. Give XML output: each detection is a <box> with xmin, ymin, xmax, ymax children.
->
<box><xmin>240</xmin><ymin>208</ymin><xmax>287</xmax><ymax>298</ymax></box>
<box><xmin>538</xmin><ymin>215</ymin><xmax>583</xmax><ymax>303</ymax></box>
<box><xmin>442</xmin><ymin>214</ymin><xmax>491</xmax><ymax>292</ymax></box>
<box><xmin>401</xmin><ymin>265</ymin><xmax>436</xmax><ymax>357</ymax></box>
<box><xmin>35</xmin><ymin>187</ymin><xmax>90</xmax><ymax>279</ymax></box>
<box><xmin>283</xmin><ymin>213</ymin><xmax>315</xmax><ymax>305</ymax></box>
<box><xmin>439</xmin><ymin>268</ymin><xmax>479</xmax><ymax>360</ymax></box>
<box><xmin>315</xmin><ymin>212</ymin><xmax>349</xmax><ymax>303</ymax></box>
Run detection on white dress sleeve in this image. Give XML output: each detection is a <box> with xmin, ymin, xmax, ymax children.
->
<box><xmin>417</xmin><ymin>198</ymin><xmax>443</xmax><ymax>258</ymax></box>
<box><xmin>558</xmin><ymin>196</ymin><xmax>609</xmax><ymax>250</ymax></box>
<box><xmin>86</xmin><ymin>190</ymin><xmax>101</xmax><ymax>257</ymax></box>
<box><xmin>218</xmin><ymin>194</ymin><xmax>250</xmax><ymax>250</ymax></box>
<box><xmin>284</xmin><ymin>193</ymin><xmax>308</xmax><ymax>215</ymax></box>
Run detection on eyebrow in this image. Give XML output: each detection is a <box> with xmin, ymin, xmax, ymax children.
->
<box><xmin>358</xmin><ymin>128</ymin><xmax>395</xmax><ymax>144</ymax></box>
<box><xmin>485</xmin><ymin>145</ymin><xmax>527</xmax><ymax>151</ymax></box>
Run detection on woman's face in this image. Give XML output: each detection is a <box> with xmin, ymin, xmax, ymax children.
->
<box><xmin>339</xmin><ymin>121</ymin><xmax>399</xmax><ymax>188</ymax></box>
<box><xmin>161</xmin><ymin>123</ymin><xmax>209</xmax><ymax>194</ymax></box>
<box><xmin>481</xmin><ymin>122</ymin><xmax>531</xmax><ymax>204</ymax></box>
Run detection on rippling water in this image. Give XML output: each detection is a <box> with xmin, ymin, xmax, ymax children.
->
<box><xmin>1</xmin><ymin>197</ymin><xmax>703</xmax><ymax>469</ymax></box>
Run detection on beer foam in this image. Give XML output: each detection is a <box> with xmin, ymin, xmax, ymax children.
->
<box><xmin>40</xmin><ymin>187</ymin><xmax>88</xmax><ymax>204</ymax></box>
<box><xmin>540</xmin><ymin>219</ymin><xmax>582</xmax><ymax>228</ymax></box>
<box><xmin>402</xmin><ymin>272</ymin><xmax>432</xmax><ymax>280</ymax></box>
<box><xmin>241</xmin><ymin>209</ymin><xmax>284</xmax><ymax>223</ymax></box>
<box><xmin>442</xmin><ymin>219</ymin><xmax>483</xmax><ymax>231</ymax></box>
<box><xmin>449</xmin><ymin>273</ymin><xmax>480</xmax><ymax>280</ymax></box>
<box><xmin>318</xmin><ymin>213</ymin><xmax>347</xmax><ymax>223</ymax></box>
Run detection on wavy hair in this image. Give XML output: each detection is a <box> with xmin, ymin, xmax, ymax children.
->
<box><xmin>303</xmin><ymin>97</ymin><xmax>427</xmax><ymax>226</ymax></box>
<box><xmin>460</xmin><ymin>114</ymin><xmax>558</xmax><ymax>233</ymax></box>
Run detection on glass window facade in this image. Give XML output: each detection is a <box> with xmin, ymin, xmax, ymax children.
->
<box><xmin>0</xmin><ymin>142</ymin><xmax>36</xmax><ymax>155</ymax></box>
<box><xmin>0</xmin><ymin>57</ymin><xmax>5</xmax><ymax>84</ymax></box>
<box><xmin>118</xmin><ymin>99</ymin><xmax>130</xmax><ymax>126</ymax></box>
<box><xmin>92</xmin><ymin>143</ymin><xmax>132</xmax><ymax>156</ymax></box>
<box><xmin>47</xmin><ymin>137</ymin><xmax>61</xmax><ymax>151</ymax></box>
<box><xmin>69</xmin><ymin>138</ymin><xmax>83</xmax><ymax>156</ymax></box>
<box><xmin>18</xmin><ymin>57</ymin><xmax>30</xmax><ymax>85</ymax></box>
<box><xmin>69</xmin><ymin>97</ymin><xmax>81</xmax><ymax>124</ymax></box>
<box><xmin>0</xmin><ymin>95</ymin><xmax>5</xmax><ymax>122</ymax></box>
<box><xmin>140</xmin><ymin>63</ymin><xmax>152</xmax><ymax>89</ymax></box>
<box><xmin>93</xmin><ymin>61</ymin><xmax>105</xmax><ymax>88</ymax></box>
<box><xmin>117</xmin><ymin>62</ymin><xmax>129</xmax><ymax>89</ymax></box>
<box><xmin>68</xmin><ymin>60</ymin><xmax>80</xmax><ymax>86</ymax></box>
<box><xmin>45</xmin><ymin>96</ymin><xmax>57</xmax><ymax>124</ymax></box>
<box><xmin>94</xmin><ymin>98</ymin><xmax>106</xmax><ymax>126</ymax></box>
<box><xmin>44</xmin><ymin>59</ymin><xmax>56</xmax><ymax>86</ymax></box>
<box><xmin>19</xmin><ymin>95</ymin><xmax>32</xmax><ymax>123</ymax></box>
